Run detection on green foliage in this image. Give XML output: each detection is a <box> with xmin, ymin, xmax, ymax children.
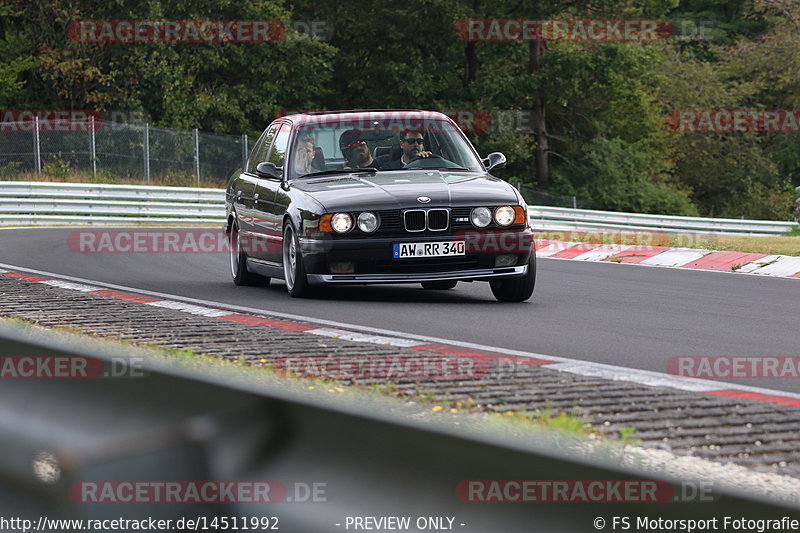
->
<box><xmin>553</xmin><ymin>136</ymin><xmax>698</xmax><ymax>215</ymax></box>
<box><xmin>618</xmin><ymin>426</ymin><xmax>640</xmax><ymax>445</ymax></box>
<box><xmin>1</xmin><ymin>0</ymin><xmax>799</xmax><ymax>219</ymax></box>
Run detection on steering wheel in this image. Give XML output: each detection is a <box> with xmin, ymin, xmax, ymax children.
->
<box><xmin>404</xmin><ymin>155</ymin><xmax>459</xmax><ymax>169</ymax></box>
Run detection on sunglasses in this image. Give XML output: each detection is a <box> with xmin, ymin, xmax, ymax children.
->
<box><xmin>403</xmin><ymin>138</ymin><xmax>424</xmax><ymax>145</ymax></box>
<box><xmin>347</xmin><ymin>140</ymin><xmax>368</xmax><ymax>148</ymax></box>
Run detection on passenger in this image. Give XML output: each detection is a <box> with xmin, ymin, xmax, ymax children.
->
<box><xmin>380</xmin><ymin>129</ymin><xmax>432</xmax><ymax>169</ymax></box>
<box><xmin>344</xmin><ymin>138</ymin><xmax>379</xmax><ymax>169</ymax></box>
<box><xmin>294</xmin><ymin>134</ymin><xmax>317</xmax><ymax>175</ymax></box>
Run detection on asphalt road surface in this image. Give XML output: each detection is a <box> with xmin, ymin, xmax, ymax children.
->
<box><xmin>1</xmin><ymin>227</ymin><xmax>798</xmax><ymax>393</ymax></box>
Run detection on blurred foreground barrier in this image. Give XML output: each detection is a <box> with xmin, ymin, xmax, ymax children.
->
<box><xmin>0</xmin><ymin>322</ymin><xmax>797</xmax><ymax>531</ymax></box>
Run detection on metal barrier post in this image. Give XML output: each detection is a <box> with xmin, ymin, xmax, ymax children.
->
<box><xmin>89</xmin><ymin>116</ymin><xmax>97</xmax><ymax>178</ymax></box>
<box><xmin>33</xmin><ymin>117</ymin><xmax>41</xmax><ymax>175</ymax></box>
<box><xmin>143</xmin><ymin>123</ymin><xmax>150</xmax><ymax>183</ymax></box>
<box><xmin>241</xmin><ymin>134</ymin><xmax>248</xmax><ymax>169</ymax></box>
<box><xmin>193</xmin><ymin>128</ymin><xmax>200</xmax><ymax>184</ymax></box>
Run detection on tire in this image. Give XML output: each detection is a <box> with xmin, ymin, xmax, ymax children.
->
<box><xmin>421</xmin><ymin>280</ymin><xmax>458</xmax><ymax>290</ymax></box>
<box><xmin>490</xmin><ymin>253</ymin><xmax>536</xmax><ymax>302</ymax></box>
<box><xmin>229</xmin><ymin>221</ymin><xmax>266</xmax><ymax>286</ymax></box>
<box><xmin>282</xmin><ymin>222</ymin><xmax>313</xmax><ymax>298</ymax></box>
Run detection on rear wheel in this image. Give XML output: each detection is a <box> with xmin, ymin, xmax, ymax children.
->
<box><xmin>229</xmin><ymin>221</ymin><xmax>267</xmax><ymax>286</ymax></box>
<box><xmin>421</xmin><ymin>280</ymin><xmax>458</xmax><ymax>290</ymax></box>
<box><xmin>490</xmin><ymin>253</ymin><xmax>536</xmax><ymax>302</ymax></box>
<box><xmin>282</xmin><ymin>222</ymin><xmax>312</xmax><ymax>298</ymax></box>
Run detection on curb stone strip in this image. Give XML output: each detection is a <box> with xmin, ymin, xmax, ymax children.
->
<box><xmin>543</xmin><ymin>239</ymin><xmax>800</xmax><ymax>277</ymax></box>
<box><xmin>2</xmin><ymin>269</ymin><xmax>800</xmax><ymax>409</ymax></box>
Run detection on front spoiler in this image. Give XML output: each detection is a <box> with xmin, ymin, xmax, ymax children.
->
<box><xmin>307</xmin><ymin>265</ymin><xmax>527</xmax><ymax>285</ymax></box>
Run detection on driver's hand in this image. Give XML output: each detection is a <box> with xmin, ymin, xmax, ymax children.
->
<box><xmin>416</xmin><ymin>151</ymin><xmax>433</xmax><ymax>158</ymax></box>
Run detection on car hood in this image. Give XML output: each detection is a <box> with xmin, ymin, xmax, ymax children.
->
<box><xmin>290</xmin><ymin>170</ymin><xmax>520</xmax><ymax>212</ymax></box>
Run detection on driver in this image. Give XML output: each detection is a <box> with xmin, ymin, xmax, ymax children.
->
<box><xmin>380</xmin><ymin>129</ymin><xmax>432</xmax><ymax>169</ymax></box>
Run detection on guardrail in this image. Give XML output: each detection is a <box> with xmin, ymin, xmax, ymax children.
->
<box><xmin>1</xmin><ymin>321</ymin><xmax>795</xmax><ymax>530</ymax></box>
<box><xmin>0</xmin><ymin>181</ymin><xmax>225</xmax><ymax>225</ymax></box>
<box><xmin>528</xmin><ymin>206</ymin><xmax>798</xmax><ymax>235</ymax></box>
<box><xmin>1</xmin><ymin>181</ymin><xmax>797</xmax><ymax>234</ymax></box>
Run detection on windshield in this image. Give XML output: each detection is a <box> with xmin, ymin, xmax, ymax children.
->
<box><xmin>289</xmin><ymin>116</ymin><xmax>484</xmax><ymax>178</ymax></box>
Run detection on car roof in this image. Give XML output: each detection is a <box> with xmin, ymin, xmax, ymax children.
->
<box><xmin>279</xmin><ymin>109</ymin><xmax>454</xmax><ymax>126</ymax></box>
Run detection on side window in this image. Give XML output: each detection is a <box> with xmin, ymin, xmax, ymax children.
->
<box><xmin>267</xmin><ymin>125</ymin><xmax>290</xmax><ymax>169</ymax></box>
<box><xmin>245</xmin><ymin>125</ymin><xmax>278</xmax><ymax>174</ymax></box>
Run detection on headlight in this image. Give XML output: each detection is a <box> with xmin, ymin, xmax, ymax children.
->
<box><xmin>470</xmin><ymin>207</ymin><xmax>492</xmax><ymax>228</ymax></box>
<box><xmin>494</xmin><ymin>206</ymin><xmax>515</xmax><ymax>226</ymax></box>
<box><xmin>331</xmin><ymin>213</ymin><xmax>353</xmax><ymax>233</ymax></box>
<box><xmin>357</xmin><ymin>211</ymin><xmax>379</xmax><ymax>233</ymax></box>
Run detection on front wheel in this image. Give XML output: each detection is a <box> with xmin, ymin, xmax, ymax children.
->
<box><xmin>282</xmin><ymin>222</ymin><xmax>312</xmax><ymax>298</ymax></box>
<box><xmin>490</xmin><ymin>253</ymin><xmax>536</xmax><ymax>302</ymax></box>
<box><xmin>421</xmin><ymin>280</ymin><xmax>458</xmax><ymax>290</ymax></box>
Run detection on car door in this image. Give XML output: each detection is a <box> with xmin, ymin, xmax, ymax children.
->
<box><xmin>252</xmin><ymin>123</ymin><xmax>291</xmax><ymax>263</ymax></box>
<box><xmin>240</xmin><ymin>124</ymin><xmax>279</xmax><ymax>257</ymax></box>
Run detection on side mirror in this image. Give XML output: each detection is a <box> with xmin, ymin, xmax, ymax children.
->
<box><xmin>483</xmin><ymin>152</ymin><xmax>506</xmax><ymax>171</ymax></box>
<box><xmin>255</xmin><ymin>161</ymin><xmax>281</xmax><ymax>179</ymax></box>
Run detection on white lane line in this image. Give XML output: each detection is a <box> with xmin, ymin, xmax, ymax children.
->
<box><xmin>3</xmin><ymin>261</ymin><xmax>800</xmax><ymax>403</ymax></box>
<box><xmin>145</xmin><ymin>300</ymin><xmax>232</xmax><ymax>317</ymax></box>
<box><xmin>39</xmin><ymin>279</ymin><xmax>105</xmax><ymax>292</ymax></box>
<box><xmin>546</xmin><ymin>362</ymin><xmax>720</xmax><ymax>393</ymax></box>
<box><xmin>640</xmin><ymin>249</ymin><xmax>708</xmax><ymax>267</ymax></box>
<box><xmin>307</xmin><ymin>328</ymin><xmax>427</xmax><ymax>348</ymax></box>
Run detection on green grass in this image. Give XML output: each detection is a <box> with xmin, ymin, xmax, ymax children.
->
<box><xmin>7</xmin><ymin>170</ymin><xmax>224</xmax><ymax>189</ymax></box>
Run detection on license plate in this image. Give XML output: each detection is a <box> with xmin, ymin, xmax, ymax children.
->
<box><xmin>392</xmin><ymin>241</ymin><xmax>466</xmax><ymax>259</ymax></box>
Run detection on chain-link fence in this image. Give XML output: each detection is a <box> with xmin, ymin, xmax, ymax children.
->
<box><xmin>0</xmin><ymin>118</ymin><xmax>248</xmax><ymax>186</ymax></box>
<box><xmin>517</xmin><ymin>185</ymin><xmax>605</xmax><ymax>210</ymax></box>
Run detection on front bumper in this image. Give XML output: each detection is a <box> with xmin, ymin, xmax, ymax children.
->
<box><xmin>308</xmin><ymin>264</ymin><xmax>528</xmax><ymax>285</ymax></box>
<box><xmin>299</xmin><ymin>230</ymin><xmax>534</xmax><ymax>285</ymax></box>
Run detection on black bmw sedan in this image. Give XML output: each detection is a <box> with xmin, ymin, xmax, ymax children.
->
<box><xmin>225</xmin><ymin>110</ymin><xmax>536</xmax><ymax>301</ymax></box>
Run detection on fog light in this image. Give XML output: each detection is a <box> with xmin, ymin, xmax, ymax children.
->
<box><xmin>494</xmin><ymin>254</ymin><xmax>517</xmax><ymax>267</ymax></box>
<box><xmin>329</xmin><ymin>262</ymin><xmax>355</xmax><ymax>274</ymax></box>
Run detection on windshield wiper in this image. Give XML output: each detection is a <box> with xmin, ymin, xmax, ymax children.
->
<box><xmin>299</xmin><ymin>168</ymin><xmax>378</xmax><ymax>178</ymax></box>
<box><xmin>382</xmin><ymin>167</ymin><xmax>473</xmax><ymax>172</ymax></box>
